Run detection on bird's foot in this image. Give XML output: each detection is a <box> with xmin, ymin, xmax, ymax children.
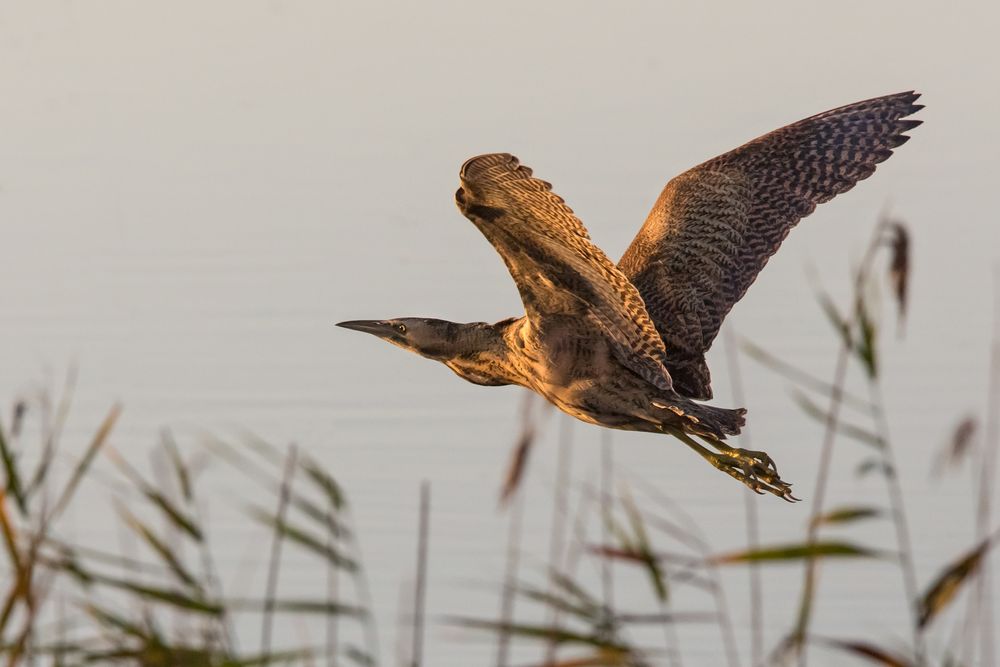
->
<box><xmin>665</xmin><ymin>427</ymin><xmax>799</xmax><ymax>502</ymax></box>
<box><xmin>713</xmin><ymin>445</ymin><xmax>779</xmax><ymax>474</ymax></box>
<box><xmin>705</xmin><ymin>449</ymin><xmax>799</xmax><ymax>502</ymax></box>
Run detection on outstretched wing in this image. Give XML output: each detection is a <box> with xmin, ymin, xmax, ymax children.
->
<box><xmin>456</xmin><ymin>153</ymin><xmax>674</xmax><ymax>392</ymax></box>
<box><xmin>619</xmin><ymin>91</ymin><xmax>923</xmax><ymax>399</ymax></box>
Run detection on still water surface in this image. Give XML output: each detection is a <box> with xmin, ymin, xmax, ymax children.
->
<box><xmin>2</xmin><ymin>2</ymin><xmax>1000</xmax><ymax>664</ymax></box>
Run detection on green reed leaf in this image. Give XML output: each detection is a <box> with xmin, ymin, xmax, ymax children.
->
<box><xmin>710</xmin><ymin>541</ymin><xmax>883</xmax><ymax>564</ymax></box>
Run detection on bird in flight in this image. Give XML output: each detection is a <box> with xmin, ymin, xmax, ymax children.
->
<box><xmin>338</xmin><ymin>92</ymin><xmax>922</xmax><ymax>501</ymax></box>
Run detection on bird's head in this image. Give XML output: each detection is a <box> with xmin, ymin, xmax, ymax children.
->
<box><xmin>335</xmin><ymin>318</ymin><xmax>459</xmax><ymax>360</ymax></box>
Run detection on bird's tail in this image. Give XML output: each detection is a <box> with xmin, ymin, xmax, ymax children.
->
<box><xmin>651</xmin><ymin>397</ymin><xmax>746</xmax><ymax>440</ymax></box>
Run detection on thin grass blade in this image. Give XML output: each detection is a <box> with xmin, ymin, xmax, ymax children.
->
<box><xmin>447</xmin><ymin>618</ymin><xmax>630</xmax><ymax>651</ymax></box>
<box><xmin>855</xmin><ymin>298</ymin><xmax>880</xmax><ymax>379</ymax></box>
<box><xmin>710</xmin><ymin>541</ymin><xmax>884</xmax><ymax>564</ymax></box>
<box><xmin>514</xmin><ymin>584</ymin><xmax>601</xmax><ymax>621</ymax></box>
<box><xmin>116</xmin><ymin>504</ymin><xmax>201</xmax><ymax>591</ymax></box>
<box><xmin>344</xmin><ymin>645</ymin><xmax>377</xmax><ymax>666</ymax></box>
<box><xmin>618</xmin><ymin>490</ymin><xmax>667</xmax><ymax>601</ymax></box>
<box><xmin>248</xmin><ymin>506</ymin><xmax>357</xmax><ymax>571</ymax></box>
<box><xmin>300</xmin><ymin>455</ymin><xmax>346</xmax><ymax>510</ymax></box>
<box><xmin>816</xmin><ymin>637</ymin><xmax>913</xmax><ymax>667</ymax></box>
<box><xmin>84</xmin><ymin>603</ymin><xmax>156</xmax><ymax>641</ymax></box>
<box><xmin>161</xmin><ymin>429</ymin><xmax>193</xmax><ymax>503</ymax></box>
<box><xmin>89</xmin><ymin>574</ymin><xmax>223</xmax><ymax>616</ymax></box>
<box><xmin>810</xmin><ymin>506</ymin><xmax>884</xmax><ymax>529</ymax></box>
<box><xmin>548</xmin><ymin>570</ymin><xmax>603</xmax><ymax>617</ymax></box>
<box><xmin>142</xmin><ymin>487</ymin><xmax>203</xmax><ymax>542</ymax></box>
<box><xmin>856</xmin><ymin>458</ymin><xmax>894</xmax><ymax>478</ymax></box>
<box><xmin>228</xmin><ymin>598</ymin><xmax>367</xmax><ymax>616</ymax></box>
<box><xmin>791</xmin><ymin>391</ymin><xmax>884</xmax><ymax>449</ymax></box>
<box><xmin>0</xmin><ymin>418</ymin><xmax>27</xmax><ymax>516</ymax></box>
<box><xmin>815</xmin><ymin>286</ymin><xmax>853</xmax><ymax>348</ymax></box>
<box><xmin>51</xmin><ymin>403</ymin><xmax>121</xmax><ymax>521</ymax></box>
<box><xmin>740</xmin><ymin>338</ymin><xmax>871</xmax><ymax>413</ymax></box>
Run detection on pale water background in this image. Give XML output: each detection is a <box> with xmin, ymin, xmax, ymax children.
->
<box><xmin>2</xmin><ymin>2</ymin><xmax>1000</xmax><ymax>665</ymax></box>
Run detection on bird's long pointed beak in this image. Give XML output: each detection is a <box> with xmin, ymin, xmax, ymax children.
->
<box><xmin>336</xmin><ymin>320</ymin><xmax>390</xmax><ymax>337</ymax></box>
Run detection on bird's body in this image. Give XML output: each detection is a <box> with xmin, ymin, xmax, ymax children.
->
<box><xmin>447</xmin><ymin>316</ymin><xmax>744</xmax><ymax>438</ymax></box>
<box><xmin>338</xmin><ymin>92</ymin><xmax>923</xmax><ymax>500</ymax></box>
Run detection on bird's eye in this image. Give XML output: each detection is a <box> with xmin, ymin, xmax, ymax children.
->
<box><xmin>396</xmin><ymin>324</ymin><xmax>407</xmax><ymax>333</ymax></box>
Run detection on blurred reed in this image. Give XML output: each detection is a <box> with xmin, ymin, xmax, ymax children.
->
<box><xmin>1</xmin><ymin>214</ymin><xmax>998</xmax><ymax>667</ymax></box>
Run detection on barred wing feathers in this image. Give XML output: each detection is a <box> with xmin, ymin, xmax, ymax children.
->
<box><xmin>456</xmin><ymin>153</ymin><xmax>675</xmax><ymax>392</ymax></box>
<box><xmin>619</xmin><ymin>91</ymin><xmax>923</xmax><ymax>398</ymax></box>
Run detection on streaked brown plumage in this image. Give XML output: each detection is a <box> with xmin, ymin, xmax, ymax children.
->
<box><xmin>338</xmin><ymin>92</ymin><xmax>923</xmax><ymax>500</ymax></box>
<box><xmin>620</xmin><ymin>91</ymin><xmax>924</xmax><ymax>398</ymax></box>
<box><xmin>456</xmin><ymin>153</ymin><xmax>675</xmax><ymax>393</ymax></box>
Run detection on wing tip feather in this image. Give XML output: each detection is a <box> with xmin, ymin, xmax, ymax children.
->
<box><xmin>888</xmin><ymin>134</ymin><xmax>911</xmax><ymax>148</ymax></box>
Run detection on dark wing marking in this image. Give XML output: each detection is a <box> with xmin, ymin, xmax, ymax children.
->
<box><xmin>456</xmin><ymin>153</ymin><xmax>674</xmax><ymax>392</ymax></box>
<box><xmin>619</xmin><ymin>91</ymin><xmax>923</xmax><ymax>399</ymax></box>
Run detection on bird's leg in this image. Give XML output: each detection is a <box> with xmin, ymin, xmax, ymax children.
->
<box><xmin>664</xmin><ymin>428</ymin><xmax>798</xmax><ymax>502</ymax></box>
<box><xmin>704</xmin><ymin>440</ymin><xmax>780</xmax><ymax>475</ymax></box>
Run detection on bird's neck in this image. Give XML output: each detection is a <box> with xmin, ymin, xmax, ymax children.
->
<box><xmin>441</xmin><ymin>318</ymin><xmax>526</xmax><ymax>387</ymax></box>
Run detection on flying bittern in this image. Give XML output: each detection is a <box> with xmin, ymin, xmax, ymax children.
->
<box><xmin>338</xmin><ymin>92</ymin><xmax>922</xmax><ymax>501</ymax></box>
